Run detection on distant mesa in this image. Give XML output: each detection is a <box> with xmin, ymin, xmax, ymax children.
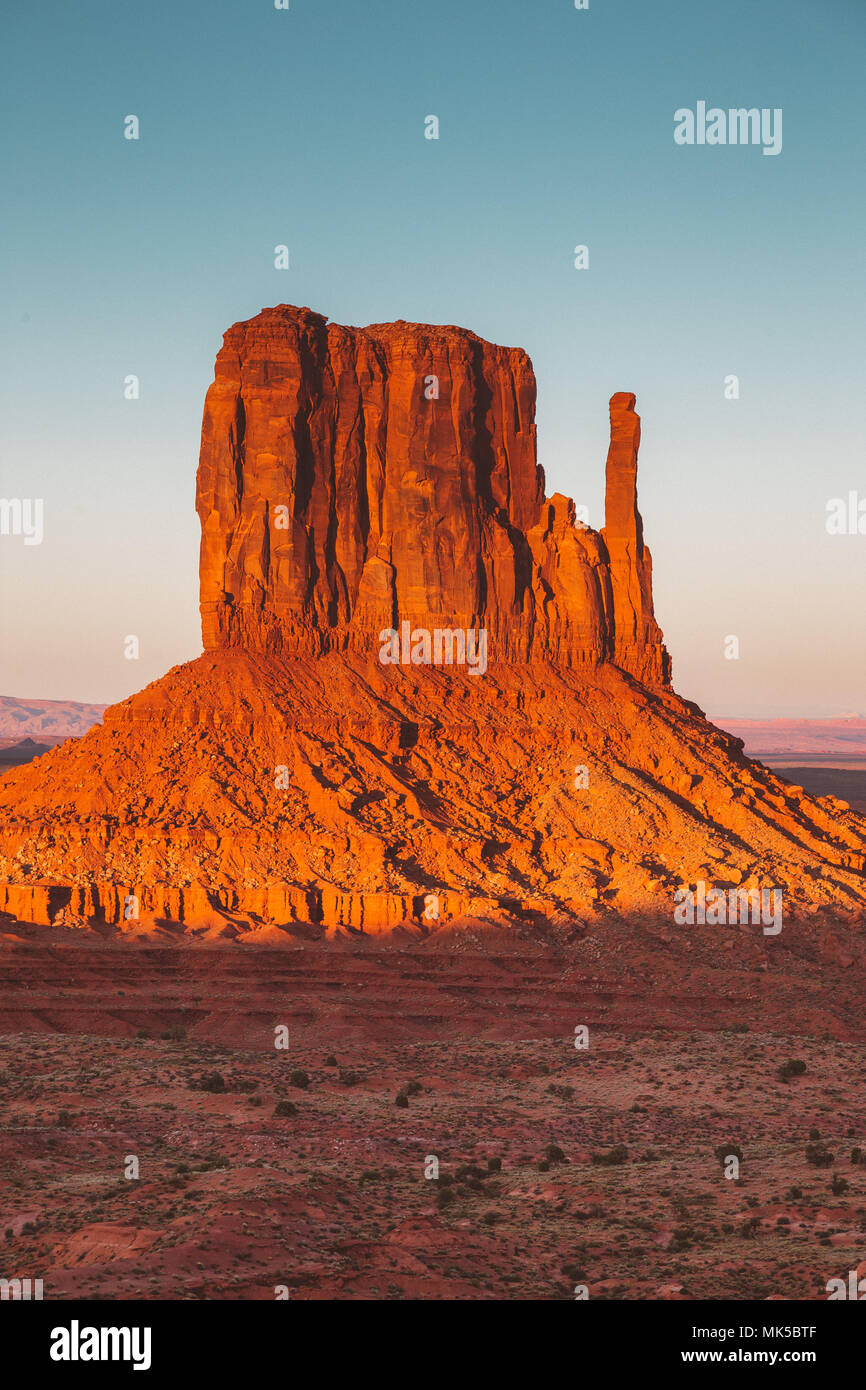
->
<box><xmin>0</xmin><ymin>305</ymin><xmax>863</xmax><ymax>936</ymax></box>
<box><xmin>717</xmin><ymin>718</ymin><xmax>866</xmax><ymax>759</ymax></box>
<box><xmin>0</xmin><ymin>696</ymin><xmax>105</xmax><ymax>740</ymax></box>
<box><xmin>0</xmin><ymin>738</ymin><xmax>53</xmax><ymax>770</ymax></box>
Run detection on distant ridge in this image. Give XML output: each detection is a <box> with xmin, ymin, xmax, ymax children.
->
<box><xmin>0</xmin><ymin>697</ymin><xmax>106</xmax><ymax>740</ymax></box>
<box><xmin>717</xmin><ymin>718</ymin><xmax>866</xmax><ymax>758</ymax></box>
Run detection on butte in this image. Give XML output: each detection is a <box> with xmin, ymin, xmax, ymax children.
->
<box><xmin>0</xmin><ymin>306</ymin><xmax>863</xmax><ymax>936</ymax></box>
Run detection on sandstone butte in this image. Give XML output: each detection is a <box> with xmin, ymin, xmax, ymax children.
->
<box><xmin>0</xmin><ymin>305</ymin><xmax>863</xmax><ymax>938</ymax></box>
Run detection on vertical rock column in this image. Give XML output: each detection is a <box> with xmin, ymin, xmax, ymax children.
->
<box><xmin>601</xmin><ymin>392</ymin><xmax>670</xmax><ymax>687</ymax></box>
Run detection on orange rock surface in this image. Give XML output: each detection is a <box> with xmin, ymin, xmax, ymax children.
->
<box><xmin>196</xmin><ymin>307</ymin><xmax>667</xmax><ymax>678</ymax></box>
<box><xmin>0</xmin><ymin>306</ymin><xmax>863</xmax><ymax>934</ymax></box>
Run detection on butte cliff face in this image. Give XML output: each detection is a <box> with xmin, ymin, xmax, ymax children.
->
<box><xmin>0</xmin><ymin>307</ymin><xmax>863</xmax><ymax>936</ymax></box>
<box><xmin>196</xmin><ymin>306</ymin><xmax>669</xmax><ymax>685</ymax></box>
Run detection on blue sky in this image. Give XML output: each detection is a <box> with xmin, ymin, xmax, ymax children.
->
<box><xmin>1</xmin><ymin>0</ymin><xmax>864</xmax><ymax>714</ymax></box>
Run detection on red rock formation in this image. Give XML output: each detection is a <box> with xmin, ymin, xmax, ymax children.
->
<box><xmin>602</xmin><ymin>392</ymin><xmax>670</xmax><ymax>687</ymax></box>
<box><xmin>196</xmin><ymin>306</ymin><xmax>667</xmax><ymax>682</ymax></box>
<box><xmin>0</xmin><ymin>306</ymin><xmax>863</xmax><ymax>935</ymax></box>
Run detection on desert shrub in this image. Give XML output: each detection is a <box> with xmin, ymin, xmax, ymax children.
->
<box><xmin>670</xmin><ymin>1226</ymin><xmax>693</xmax><ymax>1251</ymax></box>
<box><xmin>548</xmin><ymin>1083</ymin><xmax>575</xmax><ymax>1101</ymax></box>
<box><xmin>198</xmin><ymin>1071</ymin><xmax>226</xmax><ymax>1093</ymax></box>
<box><xmin>436</xmin><ymin>1187</ymin><xmax>455</xmax><ymax>1209</ymax></box>
<box><xmin>487</xmin><ymin>1156</ymin><xmax>502</xmax><ymax>1173</ymax></box>
<box><xmin>395</xmin><ymin>1091</ymin><xmax>409</xmax><ymax>1108</ymax></box>
<box><xmin>324</xmin><ymin>1054</ymin><xmax>337</xmax><ymax>1067</ymax></box>
<box><xmin>778</xmin><ymin>1059</ymin><xmax>807</xmax><ymax>1081</ymax></box>
<box><xmin>339</xmin><ymin>1068</ymin><xmax>359</xmax><ymax>1087</ymax></box>
<box><xmin>591</xmin><ymin>1144</ymin><xmax>629</xmax><ymax>1166</ymax></box>
<box><xmin>289</xmin><ymin>1070</ymin><xmax>310</xmax><ymax>1090</ymax></box>
<box><xmin>159</xmin><ymin>1024</ymin><xmax>186</xmax><ymax>1042</ymax></box>
<box><xmin>714</xmin><ymin>1142</ymin><xmax>743</xmax><ymax>1166</ymax></box>
<box><xmin>57</xmin><ymin>1110</ymin><xmax>73</xmax><ymax>1129</ymax></box>
<box><xmin>805</xmin><ymin>1142</ymin><xmax>834</xmax><ymax>1167</ymax></box>
<box><xmin>274</xmin><ymin>1099</ymin><xmax>297</xmax><ymax>1117</ymax></box>
<box><xmin>406</xmin><ymin>1079</ymin><xmax>423</xmax><ymax>1096</ymax></box>
<box><xmin>831</xmin><ymin>1175</ymin><xmax>849</xmax><ymax>1196</ymax></box>
<box><xmin>455</xmin><ymin>1163</ymin><xmax>485</xmax><ymax>1181</ymax></box>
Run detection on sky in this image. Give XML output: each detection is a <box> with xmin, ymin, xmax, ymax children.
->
<box><xmin>1</xmin><ymin>0</ymin><xmax>864</xmax><ymax>717</ymax></box>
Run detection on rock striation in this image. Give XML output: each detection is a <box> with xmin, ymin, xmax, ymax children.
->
<box><xmin>197</xmin><ymin>307</ymin><xmax>669</xmax><ymax>683</ymax></box>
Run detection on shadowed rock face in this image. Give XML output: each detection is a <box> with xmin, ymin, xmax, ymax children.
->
<box><xmin>196</xmin><ymin>306</ymin><xmax>669</xmax><ymax>685</ymax></box>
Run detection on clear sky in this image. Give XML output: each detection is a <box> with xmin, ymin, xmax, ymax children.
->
<box><xmin>1</xmin><ymin>0</ymin><xmax>863</xmax><ymax>716</ymax></box>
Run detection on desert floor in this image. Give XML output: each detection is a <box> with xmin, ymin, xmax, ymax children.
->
<box><xmin>1</xmin><ymin>930</ymin><xmax>865</xmax><ymax>1300</ymax></box>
